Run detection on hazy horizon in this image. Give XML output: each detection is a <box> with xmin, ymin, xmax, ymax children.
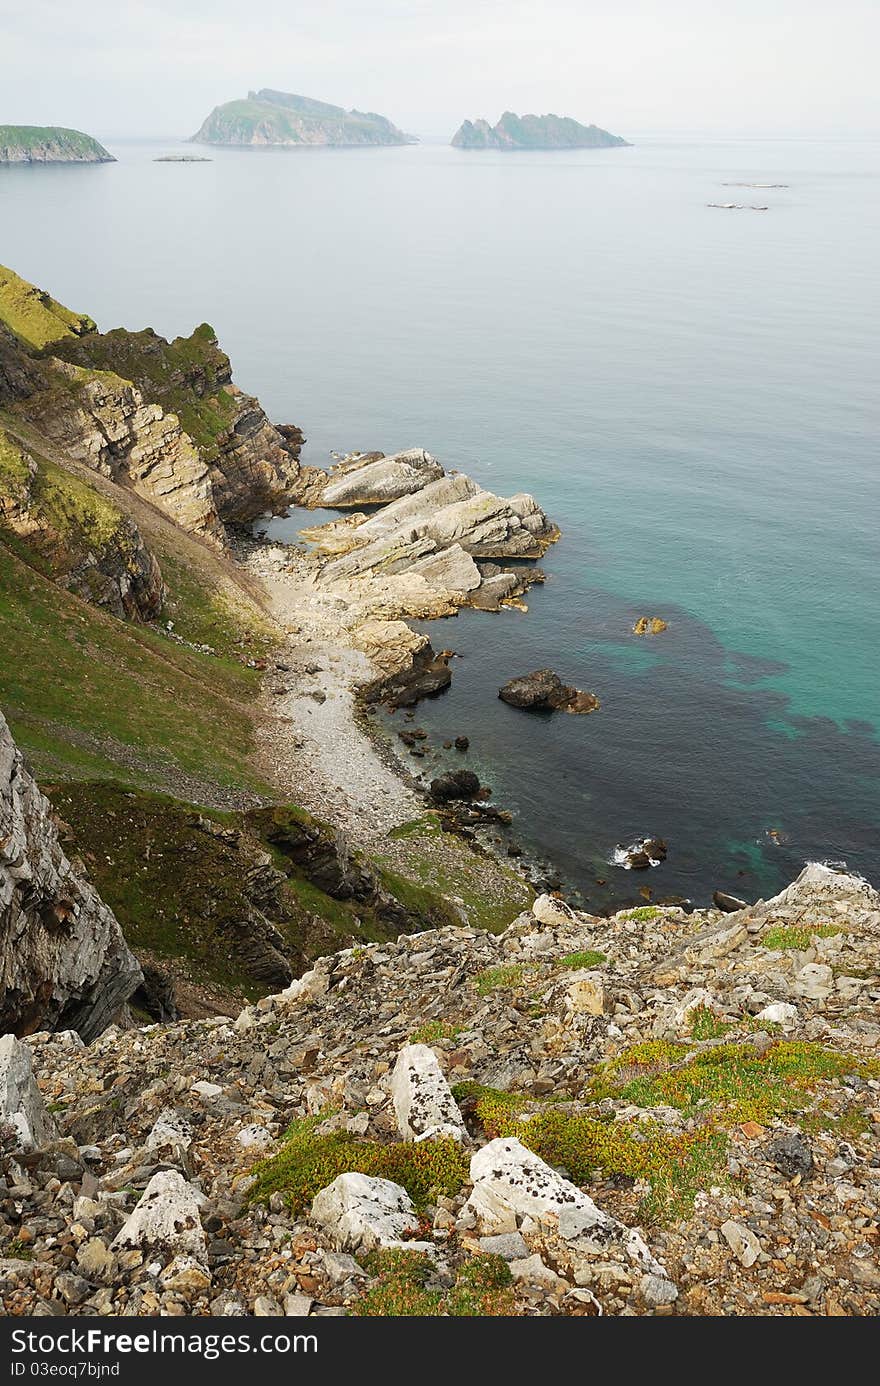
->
<box><xmin>2</xmin><ymin>0</ymin><xmax>879</xmax><ymax>142</ymax></box>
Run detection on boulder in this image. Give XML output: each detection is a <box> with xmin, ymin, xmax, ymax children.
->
<box><xmin>498</xmin><ymin>669</ymin><xmax>599</xmax><ymax>714</ymax></box>
<box><xmin>146</xmin><ymin>1108</ymin><xmax>193</xmax><ymax>1152</ymax></box>
<box><xmin>111</xmin><ymin>1170</ymin><xmax>207</xmax><ymax>1266</ymax></box>
<box><xmin>563</xmin><ymin>971</ymin><xmax>605</xmax><ymax>1017</ymax></box>
<box><xmin>532</xmin><ymin>893</ymin><xmax>583</xmax><ymax>929</ymax></box>
<box><xmin>754</xmin><ymin>1001</ymin><xmax>799</xmax><ymax>1029</ymax></box>
<box><xmin>0</xmin><ymin>1034</ymin><xmax>58</xmax><ymax>1148</ymax></box>
<box><xmin>793</xmin><ymin>963</ymin><xmax>834</xmax><ymax>1000</ymax></box>
<box><xmin>319</xmin><ymin>449</ymin><xmax>443</xmax><ymax>507</ymax></box>
<box><xmin>632</xmin><ymin>617</ymin><xmax>668</xmax><ymax>635</ymax></box>
<box><xmin>429</xmin><ymin>770</ymin><xmax>481</xmax><ymax>803</ymax></box>
<box><xmin>310</xmin><ymin>1172</ymin><xmax>421</xmax><ymax>1252</ymax></box>
<box><xmin>390</xmin><ymin>1043</ymin><xmax>466</xmax><ymax>1142</ymax></box>
<box><xmin>465</xmin><ymin>1137</ymin><xmax>665</xmax><ymax>1275</ymax></box>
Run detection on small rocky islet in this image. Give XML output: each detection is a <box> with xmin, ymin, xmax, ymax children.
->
<box><xmin>2</xmin><ymin>263</ymin><xmax>878</xmax><ymax>1319</ymax></box>
<box><xmin>452</xmin><ymin>111</ymin><xmax>630</xmax><ymax>150</ymax></box>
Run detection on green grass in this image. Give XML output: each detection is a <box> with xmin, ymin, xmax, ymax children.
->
<box><xmin>687</xmin><ymin>1005</ymin><xmax>732</xmax><ymax>1041</ymax></box>
<box><xmin>353</xmin><ymin>1250</ymin><xmax>515</xmax><ymax>1317</ymax></box>
<box><xmin>387</xmin><ymin>815</ymin><xmax>443</xmax><ymax>840</ymax></box>
<box><xmin>589</xmin><ymin>1039</ymin><xmax>879</xmax><ymax>1126</ymax></box>
<box><xmin>249</xmin><ymin>1115</ymin><xmax>469</xmax><ymax>1213</ymax></box>
<box><xmin>762</xmin><ymin>924</ymin><xmax>843</xmax><ymax>951</ymax></box>
<box><xmin>473</xmin><ymin>963</ymin><xmax>526</xmax><ymax>995</ymax></box>
<box><xmin>618</xmin><ymin>906</ymin><xmax>665</xmax><ymax>922</ymax></box>
<box><xmin>408</xmin><ymin>1020</ymin><xmax>463</xmax><ymax>1045</ymax></box>
<box><xmin>0</xmin><ymin>539</ymin><xmax>270</xmax><ymax>793</ymax></box>
<box><xmin>0</xmin><ymin>262</ymin><xmax>96</xmax><ymax>349</ymax></box>
<box><xmin>376</xmin><ymin>866</ymin><xmax>464</xmax><ymax>933</ymax></box>
<box><xmin>556</xmin><ymin>950</ymin><xmax>607</xmax><ymax>970</ymax></box>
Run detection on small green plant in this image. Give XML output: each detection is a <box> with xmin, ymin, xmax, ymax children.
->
<box><xmin>352</xmin><ymin>1250</ymin><xmax>515</xmax><ymax>1317</ymax></box>
<box><xmin>473</xmin><ymin>964</ymin><xmax>525</xmax><ymax>995</ymax></box>
<box><xmin>409</xmin><ymin>1020</ymin><xmax>462</xmax><ymax>1045</ymax></box>
<box><xmin>556</xmin><ymin>950</ymin><xmax>607</xmax><ymax>970</ymax></box>
<box><xmin>249</xmin><ymin>1115</ymin><xmax>469</xmax><ymax>1213</ymax></box>
<box><xmin>762</xmin><ymin>923</ymin><xmax>843</xmax><ymax>951</ymax></box>
<box><xmin>687</xmin><ymin>1005</ymin><xmax>732</xmax><ymax>1041</ymax></box>
<box><xmin>619</xmin><ymin>906</ymin><xmax>664</xmax><ymax>922</ymax></box>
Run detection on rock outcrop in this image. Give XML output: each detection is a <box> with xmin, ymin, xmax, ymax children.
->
<box><xmin>319</xmin><ymin>449</ymin><xmax>443</xmax><ymax>507</ymax></box>
<box><xmin>499</xmin><ymin>668</ymin><xmax>600</xmax><ymax>714</ymax></box>
<box><xmin>0</xmin><ymin>427</ymin><xmax>165</xmax><ymax>621</ymax></box>
<box><xmin>0</xmin><ymin>709</ymin><xmax>142</xmax><ymax>1039</ymax></box>
<box><xmin>0</xmin><ymin>266</ymin><xmax>305</xmax><ymax>545</ymax></box>
<box><xmin>0</xmin><ymin>1033</ymin><xmax>58</xmax><ymax>1148</ymax></box>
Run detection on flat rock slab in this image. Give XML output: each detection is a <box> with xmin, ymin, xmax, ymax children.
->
<box><xmin>391</xmin><ymin>1043</ymin><xmax>466</xmax><ymax>1142</ymax></box>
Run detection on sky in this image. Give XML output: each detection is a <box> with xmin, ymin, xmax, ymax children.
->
<box><xmin>1</xmin><ymin>0</ymin><xmax>878</xmax><ymax>141</ymax></box>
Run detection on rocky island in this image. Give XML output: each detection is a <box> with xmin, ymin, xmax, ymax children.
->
<box><xmin>452</xmin><ymin>112</ymin><xmax>629</xmax><ymax>150</ymax></box>
<box><xmin>192</xmin><ymin>89</ymin><xmax>414</xmax><ymax>148</ymax></box>
<box><xmin>2</xmin><ymin>263</ymin><xmax>879</xmax><ymax>1321</ymax></box>
<box><xmin>0</xmin><ymin>125</ymin><xmax>115</xmax><ymax>164</ymax></box>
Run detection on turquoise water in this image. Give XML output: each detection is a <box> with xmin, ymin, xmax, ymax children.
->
<box><xmin>2</xmin><ymin>135</ymin><xmax>878</xmax><ymax>904</ymax></box>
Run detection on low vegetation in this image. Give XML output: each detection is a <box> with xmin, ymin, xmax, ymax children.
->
<box><xmin>762</xmin><ymin>923</ymin><xmax>843</xmax><ymax>950</ymax></box>
<box><xmin>249</xmin><ymin>1116</ymin><xmax>469</xmax><ymax>1214</ymax></box>
<box><xmin>353</xmin><ymin>1250</ymin><xmax>515</xmax><ymax>1317</ymax></box>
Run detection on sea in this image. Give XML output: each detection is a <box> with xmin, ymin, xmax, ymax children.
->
<box><xmin>2</xmin><ymin>132</ymin><xmax>878</xmax><ymax>908</ymax></box>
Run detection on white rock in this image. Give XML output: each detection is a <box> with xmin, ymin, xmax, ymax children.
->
<box><xmin>111</xmin><ymin>1171</ymin><xmax>207</xmax><ymax>1265</ymax></box>
<box><xmin>465</xmin><ymin>1138</ymin><xmax>666</xmax><ymax>1276</ymax></box>
<box><xmin>391</xmin><ymin>1044</ymin><xmax>466</xmax><ymax>1143</ymax></box>
<box><xmin>755</xmin><ymin>1001</ymin><xmax>799</xmax><ymax>1029</ymax></box>
<box><xmin>279</xmin><ymin>967</ymin><xmax>330</xmax><ymax>1009</ymax></box>
<box><xmin>793</xmin><ymin>963</ymin><xmax>834</xmax><ymax>1000</ymax></box>
<box><xmin>0</xmin><ymin>1033</ymin><xmax>58</xmax><ymax>1149</ymax></box>
<box><xmin>640</xmin><ymin>1273</ymin><xmax>679</xmax><ymax>1307</ymax></box>
<box><xmin>146</xmin><ymin>1108</ymin><xmax>192</xmax><ymax>1151</ymax></box>
<box><xmin>563</xmin><ymin>971</ymin><xmax>605</xmax><ymax>1016</ymax></box>
<box><xmin>284</xmin><ymin>1293</ymin><xmax>313</xmax><ymax>1316</ymax></box>
<box><xmin>720</xmin><ymin>1219</ymin><xmax>761</xmax><ymax>1267</ymax></box>
<box><xmin>310</xmin><ymin>1172</ymin><xmax>421</xmax><ymax>1253</ymax></box>
<box><xmin>237</xmin><ymin>1123</ymin><xmax>272</xmax><ymax>1149</ymax></box>
<box><xmin>191</xmin><ymin>1080</ymin><xmax>223</xmax><ymax>1100</ymax></box>
<box><xmin>508</xmin><ymin>1253</ymin><xmax>566</xmax><ymax>1291</ymax></box>
<box><xmin>532</xmin><ymin>894</ymin><xmax>583</xmax><ymax>929</ymax></box>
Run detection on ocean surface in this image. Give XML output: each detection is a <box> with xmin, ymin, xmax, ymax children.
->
<box><xmin>2</xmin><ymin>134</ymin><xmax>878</xmax><ymax>907</ymax></box>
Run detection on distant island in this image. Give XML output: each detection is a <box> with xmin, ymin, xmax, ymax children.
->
<box><xmin>154</xmin><ymin>154</ymin><xmax>212</xmax><ymax>163</ymax></box>
<box><xmin>191</xmin><ymin>89</ymin><xmax>415</xmax><ymax>148</ymax></box>
<box><xmin>451</xmin><ymin>112</ymin><xmax>629</xmax><ymax>150</ymax></box>
<box><xmin>0</xmin><ymin>125</ymin><xmax>115</xmax><ymax>164</ymax></box>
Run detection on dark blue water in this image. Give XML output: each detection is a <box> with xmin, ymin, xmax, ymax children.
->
<box><xmin>2</xmin><ymin>135</ymin><xmax>878</xmax><ymax>904</ymax></box>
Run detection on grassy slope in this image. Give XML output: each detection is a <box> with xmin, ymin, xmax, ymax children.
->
<box><xmin>0</xmin><ymin>264</ymin><xmax>95</xmax><ymax>349</ymax></box>
<box><xmin>0</xmin><ymin>126</ymin><xmax>111</xmax><ymax>159</ymax></box>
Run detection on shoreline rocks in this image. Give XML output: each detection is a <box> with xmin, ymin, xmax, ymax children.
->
<box><xmin>499</xmin><ymin>669</ymin><xmax>600</xmax><ymax>715</ymax></box>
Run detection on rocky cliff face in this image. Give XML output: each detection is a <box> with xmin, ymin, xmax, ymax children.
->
<box><xmin>0</xmin><ymin>427</ymin><xmax>164</xmax><ymax>622</ymax></box>
<box><xmin>0</xmin><ymin>710</ymin><xmax>141</xmax><ymax>1041</ymax></box>
<box><xmin>0</xmin><ymin>126</ymin><xmax>115</xmax><ymax>164</ymax></box>
<box><xmin>0</xmin><ymin>267</ymin><xmax>305</xmax><ymax>545</ymax></box>
<box><xmin>452</xmin><ymin>112</ymin><xmax>630</xmax><ymax>150</ymax></box>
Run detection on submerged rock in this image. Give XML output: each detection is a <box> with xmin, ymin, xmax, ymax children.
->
<box><xmin>632</xmin><ymin>616</ymin><xmax>668</xmax><ymax>635</ymax></box>
<box><xmin>612</xmin><ymin>837</ymin><xmax>668</xmax><ymax>870</ymax></box>
<box><xmin>498</xmin><ymin>669</ymin><xmax>600</xmax><ymax>714</ymax></box>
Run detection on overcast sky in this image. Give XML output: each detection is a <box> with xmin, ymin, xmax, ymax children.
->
<box><xmin>1</xmin><ymin>0</ymin><xmax>878</xmax><ymax>140</ymax></box>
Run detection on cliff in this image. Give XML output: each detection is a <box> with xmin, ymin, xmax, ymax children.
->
<box><xmin>452</xmin><ymin>112</ymin><xmax>629</xmax><ymax>149</ymax></box>
<box><xmin>0</xmin><ymin>125</ymin><xmax>115</xmax><ymax>164</ymax></box>
<box><xmin>0</xmin><ymin>709</ymin><xmax>141</xmax><ymax>1040</ymax></box>
<box><xmin>0</xmin><ymin>264</ymin><xmax>305</xmax><ymax>542</ymax></box>
<box><xmin>192</xmin><ymin>89</ymin><xmax>414</xmax><ymax>147</ymax></box>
